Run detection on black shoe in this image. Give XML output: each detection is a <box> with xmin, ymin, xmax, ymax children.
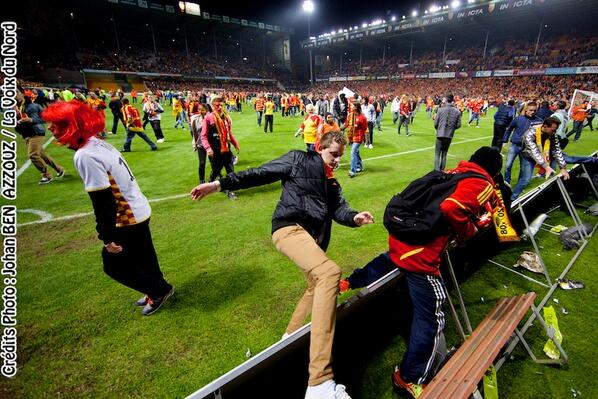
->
<box><xmin>226</xmin><ymin>190</ymin><xmax>238</xmax><ymax>201</ymax></box>
<box><xmin>56</xmin><ymin>169</ymin><xmax>66</xmax><ymax>178</ymax></box>
<box><xmin>120</xmin><ymin>148</ymin><xmax>131</xmax><ymax>152</ymax></box>
<box><xmin>39</xmin><ymin>176</ymin><xmax>53</xmax><ymax>185</ymax></box>
<box><xmin>141</xmin><ymin>287</ymin><xmax>175</xmax><ymax>316</ymax></box>
<box><xmin>135</xmin><ymin>296</ymin><xmax>149</xmax><ymax>307</ymax></box>
<box><xmin>151</xmin><ymin>147</ymin><xmax>158</xmax><ymax>151</ymax></box>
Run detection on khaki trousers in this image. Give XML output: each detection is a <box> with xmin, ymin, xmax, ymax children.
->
<box><xmin>26</xmin><ymin>136</ymin><xmax>63</xmax><ymax>177</ymax></box>
<box><xmin>272</xmin><ymin>224</ymin><xmax>341</xmax><ymax>386</ymax></box>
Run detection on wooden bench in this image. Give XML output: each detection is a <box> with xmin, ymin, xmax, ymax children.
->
<box><xmin>420</xmin><ymin>292</ymin><xmax>562</xmax><ymax>399</ymax></box>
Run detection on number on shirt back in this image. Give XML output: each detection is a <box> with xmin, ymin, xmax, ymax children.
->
<box><xmin>118</xmin><ymin>157</ymin><xmax>135</xmax><ymax>182</ymax></box>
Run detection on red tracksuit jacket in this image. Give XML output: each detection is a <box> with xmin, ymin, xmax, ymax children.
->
<box><xmin>388</xmin><ymin>161</ymin><xmax>497</xmax><ymax>276</ymax></box>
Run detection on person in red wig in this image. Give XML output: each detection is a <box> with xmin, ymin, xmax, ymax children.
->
<box><xmin>42</xmin><ymin>101</ymin><xmax>174</xmax><ymax>316</ymax></box>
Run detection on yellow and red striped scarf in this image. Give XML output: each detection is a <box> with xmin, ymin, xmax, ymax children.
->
<box><xmin>213</xmin><ymin>112</ymin><xmax>230</xmax><ymax>153</ymax></box>
<box><xmin>535</xmin><ymin>126</ymin><xmax>551</xmax><ymax>163</ymax></box>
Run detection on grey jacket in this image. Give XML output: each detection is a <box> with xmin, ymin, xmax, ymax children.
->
<box><xmin>551</xmin><ymin>109</ymin><xmax>569</xmax><ymax>140</ymax></box>
<box><xmin>521</xmin><ymin>125</ymin><xmax>566</xmax><ymax>169</ymax></box>
<box><xmin>435</xmin><ymin>102</ymin><xmax>462</xmax><ymax>138</ymax></box>
<box><xmin>24</xmin><ymin>103</ymin><xmax>46</xmax><ymax>136</ymax></box>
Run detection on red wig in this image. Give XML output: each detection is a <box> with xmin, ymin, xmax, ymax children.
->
<box><xmin>42</xmin><ymin>101</ymin><xmax>105</xmax><ymax>149</ymax></box>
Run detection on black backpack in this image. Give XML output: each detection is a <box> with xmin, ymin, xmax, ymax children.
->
<box><xmin>383</xmin><ymin>170</ymin><xmax>489</xmax><ymax>245</ymax></box>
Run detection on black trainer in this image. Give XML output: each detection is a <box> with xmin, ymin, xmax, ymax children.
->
<box><xmin>141</xmin><ymin>287</ymin><xmax>175</xmax><ymax>316</ymax></box>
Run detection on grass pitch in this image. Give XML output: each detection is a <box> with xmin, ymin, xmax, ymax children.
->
<box><xmin>2</xmin><ymin>100</ymin><xmax>597</xmax><ymax>398</ymax></box>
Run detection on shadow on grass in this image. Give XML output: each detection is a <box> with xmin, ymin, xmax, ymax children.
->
<box><xmin>170</xmin><ymin>263</ymin><xmax>266</xmax><ymax>313</ymax></box>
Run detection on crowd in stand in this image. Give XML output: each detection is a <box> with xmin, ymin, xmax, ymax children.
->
<box><xmin>143</xmin><ymin>79</ymin><xmax>279</xmax><ymax>94</ymax></box>
<box><xmin>307</xmin><ymin>75</ymin><xmax>596</xmax><ymax>105</ymax></box>
<box><xmin>321</xmin><ymin>34</ymin><xmax>598</xmax><ymax>77</ymax></box>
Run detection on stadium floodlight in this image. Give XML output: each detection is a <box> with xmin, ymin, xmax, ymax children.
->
<box><xmin>402</xmin><ymin>15</ymin><xmax>406</xmax><ymax>19</ymax></box>
<box><xmin>302</xmin><ymin>0</ymin><xmax>314</xmax><ymax>13</ymax></box>
<box><xmin>391</xmin><ymin>16</ymin><xmax>396</xmax><ymax>21</ymax></box>
<box><xmin>467</xmin><ymin>0</ymin><xmax>475</xmax><ymax>3</ymax></box>
<box><xmin>430</xmin><ymin>5</ymin><xmax>439</xmax><ymax>12</ymax></box>
<box><xmin>412</xmin><ymin>10</ymin><xmax>418</xmax><ymax>17</ymax></box>
<box><xmin>362</xmin><ymin>23</ymin><xmax>368</xmax><ymax>28</ymax></box>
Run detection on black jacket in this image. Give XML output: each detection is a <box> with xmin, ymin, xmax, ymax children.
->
<box><xmin>219</xmin><ymin>150</ymin><xmax>358</xmax><ymax>250</ymax></box>
<box><xmin>109</xmin><ymin>98</ymin><xmax>123</xmax><ymax>115</ymax></box>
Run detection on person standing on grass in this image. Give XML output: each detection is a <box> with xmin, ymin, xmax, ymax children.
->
<box><xmin>191</xmin><ymin>102</ymin><xmax>210</xmax><ymax>184</ymax></box>
<box><xmin>434</xmin><ymin>94</ymin><xmax>462</xmax><ymax>171</ymax></box>
<box><xmin>264</xmin><ymin>96</ymin><xmax>275</xmax><ymax>133</ymax></box>
<box><xmin>254</xmin><ymin>94</ymin><xmax>265</xmax><ymax>127</ymax></box>
<box><xmin>200</xmin><ymin>96</ymin><xmax>240</xmax><ymax>200</ymax></box>
<box><xmin>398</xmin><ymin>95</ymin><xmax>411</xmax><ymax>136</ymax></box>
<box><xmin>391</xmin><ymin>96</ymin><xmax>401</xmax><ymax>125</ymax></box>
<box><xmin>16</xmin><ymin>91</ymin><xmax>66</xmax><ymax>185</ymax></box>
<box><xmin>190</xmin><ymin>131</ymin><xmax>373</xmax><ymax>399</ymax></box>
<box><xmin>295</xmin><ymin>104</ymin><xmax>322</xmax><ymax>151</ymax></box>
<box><xmin>344</xmin><ymin>101</ymin><xmax>368</xmax><ymax>178</ymax></box>
<box><xmin>120</xmin><ymin>98</ymin><xmax>157</xmax><ymax>153</ymax></box>
<box><xmin>502</xmin><ymin>102</ymin><xmax>542</xmax><ymax>187</ymax></box>
<box><xmin>338</xmin><ymin>147</ymin><xmax>504</xmax><ymax>399</ymax></box>
<box><xmin>362</xmin><ymin>96</ymin><xmax>375</xmax><ymax>149</ymax></box>
<box><xmin>108</xmin><ymin>94</ymin><xmax>126</xmax><ymax>135</ymax></box>
<box><xmin>143</xmin><ymin>95</ymin><xmax>166</xmax><ymax>143</ymax></box>
<box><xmin>42</xmin><ymin>100</ymin><xmax>175</xmax><ymax>316</ymax></box>
<box><xmin>492</xmin><ymin>99</ymin><xmax>515</xmax><ymax>149</ymax></box>
<box><xmin>566</xmin><ymin>100</ymin><xmax>589</xmax><ymax>142</ymax></box>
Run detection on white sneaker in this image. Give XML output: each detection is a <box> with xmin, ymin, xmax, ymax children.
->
<box><xmin>305</xmin><ymin>380</ymin><xmax>352</xmax><ymax>399</ymax></box>
<box><xmin>333</xmin><ymin>384</ymin><xmax>351</xmax><ymax>399</ymax></box>
<box><xmin>369</xmin><ymin>144</ymin><xmax>374</xmax><ymax>149</ymax></box>
<box><xmin>157</xmin><ymin>138</ymin><xmax>165</xmax><ymax>143</ymax></box>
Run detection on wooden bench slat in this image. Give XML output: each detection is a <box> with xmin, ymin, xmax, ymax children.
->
<box><xmin>448</xmin><ymin>294</ymin><xmax>536</xmax><ymax>398</ymax></box>
<box><xmin>422</xmin><ymin>297</ymin><xmax>518</xmax><ymax>398</ymax></box>
<box><xmin>420</xmin><ymin>293</ymin><xmax>536</xmax><ymax>399</ymax></box>
<box><xmin>422</xmin><ymin>296</ymin><xmax>516</xmax><ymax>393</ymax></box>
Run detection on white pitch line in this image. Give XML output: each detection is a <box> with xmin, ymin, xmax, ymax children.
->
<box><xmin>345</xmin><ymin>135</ymin><xmax>491</xmax><ymax>164</ymax></box>
<box><xmin>18</xmin><ymin>135</ymin><xmax>491</xmax><ymax>227</ymax></box>
<box><xmin>17</xmin><ymin>136</ymin><xmax>56</xmax><ymax>178</ymax></box>
<box><xmin>17</xmin><ymin>192</ymin><xmax>191</xmax><ymax>227</ymax></box>
<box><xmin>18</xmin><ymin>209</ymin><xmax>54</xmax><ymax>223</ymax></box>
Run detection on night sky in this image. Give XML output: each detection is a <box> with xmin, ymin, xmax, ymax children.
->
<box><xmin>201</xmin><ymin>0</ymin><xmax>417</xmax><ymax>37</ymax></box>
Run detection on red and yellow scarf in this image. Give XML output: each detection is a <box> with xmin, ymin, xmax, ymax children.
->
<box><xmin>213</xmin><ymin>112</ymin><xmax>230</xmax><ymax>153</ymax></box>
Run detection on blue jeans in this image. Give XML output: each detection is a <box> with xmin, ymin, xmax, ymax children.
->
<box><xmin>350</xmin><ymin>142</ymin><xmax>362</xmax><ymax>174</ymax></box>
<box><xmin>468</xmin><ymin>113</ymin><xmax>480</xmax><ymax>126</ymax></box>
<box><xmin>504</xmin><ymin>142</ymin><xmax>523</xmax><ymax>184</ymax></box>
<box><xmin>567</xmin><ymin>121</ymin><xmax>584</xmax><ymax>141</ymax></box>
<box><xmin>123</xmin><ymin>129</ymin><xmax>157</xmax><ymax>151</ymax></box>
<box><xmin>346</xmin><ymin>252</ymin><xmax>395</xmax><ymax>288</ymax></box>
<box><xmin>511</xmin><ymin>155</ymin><xmax>536</xmax><ymax>200</ymax></box>
<box><xmin>398</xmin><ymin>115</ymin><xmax>410</xmax><ymax>135</ymax></box>
<box><xmin>256</xmin><ymin>110</ymin><xmax>263</xmax><ymax>126</ymax></box>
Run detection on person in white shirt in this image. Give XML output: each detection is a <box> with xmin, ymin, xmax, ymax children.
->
<box><xmin>362</xmin><ymin>97</ymin><xmax>376</xmax><ymax>149</ymax></box>
<box><xmin>43</xmin><ymin>100</ymin><xmax>174</xmax><ymax>316</ymax></box>
<box><xmin>143</xmin><ymin>95</ymin><xmax>165</xmax><ymax>143</ymax></box>
<box><xmin>391</xmin><ymin>96</ymin><xmax>401</xmax><ymax>125</ymax></box>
